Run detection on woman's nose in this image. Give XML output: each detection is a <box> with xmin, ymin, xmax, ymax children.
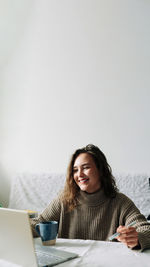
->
<box><xmin>78</xmin><ymin>168</ymin><xmax>84</xmax><ymax>177</ymax></box>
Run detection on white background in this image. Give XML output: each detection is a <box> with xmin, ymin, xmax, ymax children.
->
<box><xmin>0</xmin><ymin>0</ymin><xmax>150</xmax><ymax>206</ymax></box>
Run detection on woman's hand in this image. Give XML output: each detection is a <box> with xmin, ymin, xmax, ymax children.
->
<box><xmin>116</xmin><ymin>225</ymin><xmax>139</xmax><ymax>248</ymax></box>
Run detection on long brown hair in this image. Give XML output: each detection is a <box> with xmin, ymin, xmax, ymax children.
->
<box><xmin>61</xmin><ymin>144</ymin><xmax>118</xmax><ymax>211</ymax></box>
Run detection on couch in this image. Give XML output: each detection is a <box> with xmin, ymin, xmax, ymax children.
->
<box><xmin>8</xmin><ymin>172</ymin><xmax>150</xmax><ymax>219</ymax></box>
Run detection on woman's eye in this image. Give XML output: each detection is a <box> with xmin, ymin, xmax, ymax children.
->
<box><xmin>83</xmin><ymin>166</ymin><xmax>89</xmax><ymax>170</ymax></box>
<box><xmin>73</xmin><ymin>169</ymin><xmax>77</xmax><ymax>173</ymax></box>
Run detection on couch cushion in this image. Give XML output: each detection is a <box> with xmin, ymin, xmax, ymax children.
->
<box><xmin>115</xmin><ymin>173</ymin><xmax>150</xmax><ymax>218</ymax></box>
<box><xmin>8</xmin><ymin>172</ymin><xmax>66</xmax><ymax>212</ymax></box>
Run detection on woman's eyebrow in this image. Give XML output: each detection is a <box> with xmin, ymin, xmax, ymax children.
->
<box><xmin>73</xmin><ymin>163</ymin><xmax>90</xmax><ymax>169</ymax></box>
<box><xmin>82</xmin><ymin>163</ymin><xmax>90</xmax><ymax>166</ymax></box>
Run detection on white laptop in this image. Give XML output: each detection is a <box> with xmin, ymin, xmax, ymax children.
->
<box><xmin>0</xmin><ymin>208</ymin><xmax>78</xmax><ymax>267</ymax></box>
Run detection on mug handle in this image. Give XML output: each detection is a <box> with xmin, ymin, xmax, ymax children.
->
<box><xmin>35</xmin><ymin>224</ymin><xmax>40</xmax><ymax>236</ymax></box>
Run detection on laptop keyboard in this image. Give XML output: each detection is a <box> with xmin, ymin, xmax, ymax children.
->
<box><xmin>36</xmin><ymin>249</ymin><xmax>64</xmax><ymax>266</ymax></box>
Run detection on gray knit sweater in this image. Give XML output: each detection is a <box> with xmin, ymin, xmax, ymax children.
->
<box><xmin>30</xmin><ymin>189</ymin><xmax>150</xmax><ymax>251</ymax></box>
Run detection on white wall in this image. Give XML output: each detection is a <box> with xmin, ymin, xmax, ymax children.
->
<box><xmin>0</xmin><ymin>0</ymin><xmax>150</xmax><ymax>206</ymax></box>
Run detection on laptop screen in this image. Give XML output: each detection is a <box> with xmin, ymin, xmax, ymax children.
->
<box><xmin>0</xmin><ymin>208</ymin><xmax>78</xmax><ymax>267</ymax></box>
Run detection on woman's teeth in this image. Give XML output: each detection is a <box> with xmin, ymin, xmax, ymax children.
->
<box><xmin>79</xmin><ymin>178</ymin><xmax>89</xmax><ymax>183</ymax></box>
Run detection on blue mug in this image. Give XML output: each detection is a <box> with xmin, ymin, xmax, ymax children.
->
<box><xmin>35</xmin><ymin>221</ymin><xmax>58</xmax><ymax>246</ymax></box>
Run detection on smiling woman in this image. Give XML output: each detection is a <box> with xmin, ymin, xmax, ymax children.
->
<box><xmin>62</xmin><ymin>144</ymin><xmax>118</xmax><ymax>211</ymax></box>
<box><xmin>30</xmin><ymin>144</ymin><xmax>150</xmax><ymax>252</ymax></box>
<box><xmin>73</xmin><ymin>153</ymin><xmax>101</xmax><ymax>193</ymax></box>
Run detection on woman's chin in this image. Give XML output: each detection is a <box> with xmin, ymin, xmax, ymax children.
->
<box><xmin>79</xmin><ymin>185</ymin><xmax>87</xmax><ymax>191</ymax></box>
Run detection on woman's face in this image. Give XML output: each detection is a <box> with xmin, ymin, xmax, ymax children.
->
<box><xmin>73</xmin><ymin>153</ymin><xmax>101</xmax><ymax>193</ymax></box>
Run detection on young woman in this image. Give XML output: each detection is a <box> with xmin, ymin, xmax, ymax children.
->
<box><xmin>30</xmin><ymin>144</ymin><xmax>150</xmax><ymax>251</ymax></box>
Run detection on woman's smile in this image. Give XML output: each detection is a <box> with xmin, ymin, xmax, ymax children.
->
<box><xmin>78</xmin><ymin>177</ymin><xmax>89</xmax><ymax>184</ymax></box>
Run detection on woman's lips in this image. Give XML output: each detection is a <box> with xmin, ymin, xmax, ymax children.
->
<box><xmin>79</xmin><ymin>178</ymin><xmax>89</xmax><ymax>184</ymax></box>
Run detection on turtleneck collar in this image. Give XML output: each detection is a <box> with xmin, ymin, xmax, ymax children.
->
<box><xmin>77</xmin><ymin>188</ymin><xmax>109</xmax><ymax>207</ymax></box>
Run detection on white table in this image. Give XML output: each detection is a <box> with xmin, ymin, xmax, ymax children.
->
<box><xmin>35</xmin><ymin>238</ymin><xmax>150</xmax><ymax>267</ymax></box>
<box><xmin>1</xmin><ymin>238</ymin><xmax>150</xmax><ymax>267</ymax></box>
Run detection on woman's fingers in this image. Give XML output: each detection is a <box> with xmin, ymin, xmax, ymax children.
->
<box><xmin>116</xmin><ymin>226</ymin><xmax>139</xmax><ymax>248</ymax></box>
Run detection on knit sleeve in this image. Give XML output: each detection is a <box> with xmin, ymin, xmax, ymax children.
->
<box><xmin>118</xmin><ymin>193</ymin><xmax>150</xmax><ymax>251</ymax></box>
<box><xmin>30</xmin><ymin>196</ymin><xmax>62</xmax><ymax>237</ymax></box>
